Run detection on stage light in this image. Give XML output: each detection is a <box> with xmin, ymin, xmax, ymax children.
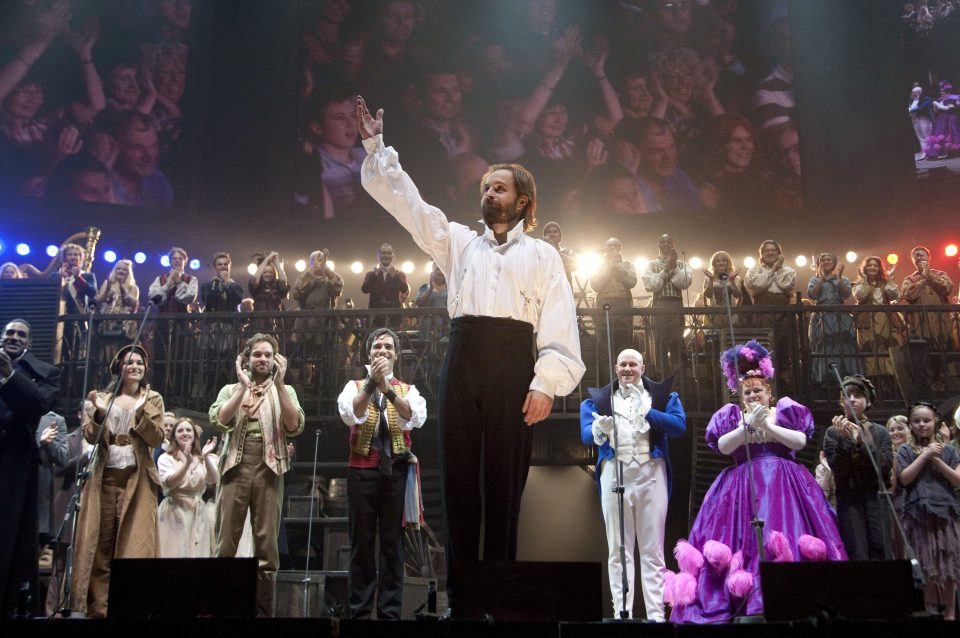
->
<box><xmin>160</xmin><ymin>255</ymin><xmax>170</xmax><ymax>267</ymax></box>
<box><xmin>134</xmin><ymin>252</ymin><xmax>146</xmax><ymax>264</ymax></box>
<box><xmin>0</xmin><ymin>240</ymin><xmax>4</xmax><ymax>254</ymax></box>
<box><xmin>425</xmin><ymin>261</ymin><xmax>434</xmax><ymax>274</ymax></box>
<box><xmin>294</xmin><ymin>259</ymin><xmax>306</xmax><ymax>272</ymax></box>
<box><xmin>351</xmin><ymin>261</ymin><xmax>363</xmax><ymax>274</ymax></box>
<box><xmin>326</xmin><ymin>260</ymin><xmax>336</xmax><ymax>271</ymax></box>
<box><xmin>576</xmin><ymin>252</ymin><xmax>602</xmax><ymax>278</ymax></box>
<box><xmin>845</xmin><ymin>251</ymin><xmax>857</xmax><ymax>263</ymax></box>
<box><xmin>795</xmin><ymin>255</ymin><xmax>808</xmax><ymax>267</ymax></box>
<box><xmin>16</xmin><ymin>243</ymin><xmax>30</xmax><ymax>256</ymax></box>
<box><xmin>401</xmin><ymin>260</ymin><xmax>415</xmax><ymax>274</ymax></box>
<box><xmin>189</xmin><ymin>259</ymin><xmax>200</xmax><ymax>270</ymax></box>
<box><xmin>46</xmin><ymin>245</ymin><xmax>59</xmax><ymax>257</ymax></box>
<box><xmin>103</xmin><ymin>250</ymin><xmax>117</xmax><ymax>263</ymax></box>
<box><xmin>887</xmin><ymin>253</ymin><xmax>899</xmax><ymax>265</ymax></box>
<box><xmin>744</xmin><ymin>256</ymin><xmax>756</xmax><ymax>268</ymax></box>
<box><xmin>247</xmin><ymin>263</ymin><xmax>257</xmax><ymax>276</ymax></box>
<box><xmin>688</xmin><ymin>256</ymin><xmax>703</xmax><ymax>269</ymax></box>
<box><xmin>946</xmin><ymin>244</ymin><xmax>958</xmax><ymax>257</ymax></box>
<box><xmin>634</xmin><ymin>257</ymin><xmax>650</xmax><ymax>273</ymax></box>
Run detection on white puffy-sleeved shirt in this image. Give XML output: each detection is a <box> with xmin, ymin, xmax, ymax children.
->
<box><xmin>361</xmin><ymin>134</ymin><xmax>585</xmax><ymax>398</ymax></box>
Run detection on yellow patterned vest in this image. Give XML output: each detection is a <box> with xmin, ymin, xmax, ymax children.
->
<box><xmin>351</xmin><ymin>379</ymin><xmax>411</xmax><ymax>457</ymax></box>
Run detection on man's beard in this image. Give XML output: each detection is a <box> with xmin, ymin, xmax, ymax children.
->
<box><xmin>481</xmin><ymin>199</ymin><xmax>522</xmax><ymax>228</ymax></box>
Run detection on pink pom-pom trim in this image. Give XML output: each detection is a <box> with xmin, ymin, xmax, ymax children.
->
<box><xmin>764</xmin><ymin>531</ymin><xmax>794</xmax><ymax>562</ymax></box>
<box><xmin>673</xmin><ymin>572</ymin><xmax>698</xmax><ymax>607</ymax></box>
<box><xmin>703</xmin><ymin>540</ymin><xmax>732</xmax><ymax>573</ymax></box>
<box><xmin>798</xmin><ymin>534</ymin><xmax>826</xmax><ymax>561</ymax></box>
<box><xmin>725</xmin><ymin>569</ymin><xmax>754</xmax><ymax>598</ymax></box>
<box><xmin>663</xmin><ymin>570</ymin><xmax>677</xmax><ymax>606</ymax></box>
<box><xmin>674</xmin><ymin>540</ymin><xmax>704</xmax><ymax>576</ymax></box>
<box><xmin>729</xmin><ymin>550</ymin><xmax>744</xmax><ymax>572</ymax></box>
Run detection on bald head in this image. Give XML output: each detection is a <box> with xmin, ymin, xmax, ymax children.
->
<box><xmin>616</xmin><ymin>349</ymin><xmax>645</xmax><ymax>387</ymax></box>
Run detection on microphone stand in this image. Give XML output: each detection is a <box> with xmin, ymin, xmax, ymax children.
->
<box><xmin>720</xmin><ymin>277</ymin><xmax>766</xmax><ymax>564</ymax></box>
<box><xmin>53</xmin><ymin>301</ymin><xmax>157</xmax><ymax>617</ymax></box>
<box><xmin>828</xmin><ymin>363</ymin><xmax>924</xmax><ymax>589</ymax></box>
<box><xmin>602</xmin><ymin>304</ymin><xmax>630</xmax><ymax>620</ymax></box>
<box><xmin>302</xmin><ymin>428</ymin><xmax>321</xmax><ymax>617</ymax></box>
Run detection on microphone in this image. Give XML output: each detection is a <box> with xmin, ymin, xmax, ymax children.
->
<box><xmin>718</xmin><ymin>273</ymin><xmax>729</xmax><ymax>282</ymax></box>
<box><xmin>829</xmin><ymin>362</ymin><xmax>839</xmax><ymax>370</ymax></box>
<box><xmin>603</xmin><ymin>304</ymin><xmax>611</xmax><ymax>311</ymax></box>
<box><xmin>150</xmin><ymin>294</ymin><xmax>164</xmax><ymax>306</ymax></box>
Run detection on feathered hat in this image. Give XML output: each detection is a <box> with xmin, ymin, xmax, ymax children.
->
<box><xmin>720</xmin><ymin>340</ymin><xmax>774</xmax><ymax>393</ymax></box>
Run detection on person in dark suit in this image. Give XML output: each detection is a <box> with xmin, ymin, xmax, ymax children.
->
<box><xmin>0</xmin><ymin>319</ymin><xmax>60</xmax><ymax>617</ymax></box>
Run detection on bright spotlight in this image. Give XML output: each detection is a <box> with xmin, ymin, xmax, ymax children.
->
<box><xmin>401</xmin><ymin>260</ymin><xmax>415</xmax><ymax>274</ymax></box>
<box><xmin>326</xmin><ymin>260</ymin><xmax>336</xmax><ymax>271</ymax></box>
<box><xmin>160</xmin><ymin>255</ymin><xmax>171</xmax><ymax>268</ymax></box>
<box><xmin>46</xmin><ymin>245</ymin><xmax>59</xmax><ymax>257</ymax></box>
<box><xmin>15</xmin><ymin>243</ymin><xmax>30</xmax><ymax>256</ymax></box>
<box><xmin>946</xmin><ymin>244</ymin><xmax>959</xmax><ymax>258</ymax></box>
<box><xmin>795</xmin><ymin>255</ymin><xmax>808</xmax><ymax>268</ymax></box>
<box><xmin>886</xmin><ymin>253</ymin><xmax>899</xmax><ymax>265</ymax></box>
<box><xmin>294</xmin><ymin>259</ymin><xmax>307</xmax><ymax>272</ymax></box>
<box><xmin>688</xmin><ymin>256</ymin><xmax>703</xmax><ymax>270</ymax></box>
<box><xmin>845</xmin><ymin>251</ymin><xmax>857</xmax><ymax>263</ymax></box>
<box><xmin>425</xmin><ymin>261</ymin><xmax>434</xmax><ymax>274</ymax></box>
<box><xmin>189</xmin><ymin>258</ymin><xmax>200</xmax><ymax>270</ymax></box>
<box><xmin>351</xmin><ymin>261</ymin><xmax>363</xmax><ymax>274</ymax></box>
<box><xmin>744</xmin><ymin>256</ymin><xmax>756</xmax><ymax>268</ymax></box>
<box><xmin>576</xmin><ymin>252</ymin><xmax>602</xmax><ymax>278</ymax></box>
<box><xmin>634</xmin><ymin>257</ymin><xmax>650</xmax><ymax>273</ymax></box>
<box><xmin>103</xmin><ymin>250</ymin><xmax>117</xmax><ymax>263</ymax></box>
<box><xmin>247</xmin><ymin>263</ymin><xmax>258</xmax><ymax>276</ymax></box>
<box><xmin>134</xmin><ymin>252</ymin><xmax>146</xmax><ymax>264</ymax></box>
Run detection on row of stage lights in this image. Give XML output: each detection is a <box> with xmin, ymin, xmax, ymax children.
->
<box><xmin>2</xmin><ymin>241</ymin><xmax>958</xmax><ymax>278</ymax></box>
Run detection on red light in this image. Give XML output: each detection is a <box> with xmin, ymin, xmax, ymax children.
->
<box><xmin>946</xmin><ymin>244</ymin><xmax>958</xmax><ymax>257</ymax></box>
<box><xmin>886</xmin><ymin>253</ymin><xmax>899</xmax><ymax>265</ymax></box>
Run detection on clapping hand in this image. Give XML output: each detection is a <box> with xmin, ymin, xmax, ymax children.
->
<box><xmin>925</xmin><ymin>442</ymin><xmax>944</xmax><ymax>459</ymax></box>
<box><xmin>202</xmin><ymin>436</ymin><xmax>218</xmax><ymax>456</ymax></box>
<box><xmin>41</xmin><ymin>423</ymin><xmax>58</xmax><ymax>446</ymax></box>
<box><xmin>235</xmin><ymin>356</ymin><xmax>252</xmax><ymax>389</ymax></box>
<box><xmin>0</xmin><ymin>352</ymin><xmax>11</xmax><ymax>379</ymax></box>
<box><xmin>357</xmin><ymin>96</ymin><xmax>383</xmax><ymax>140</ymax></box>
<box><xmin>592</xmin><ymin>412</ymin><xmax>614</xmax><ymax>436</ymax></box>
<box><xmin>86</xmin><ymin>390</ymin><xmax>107</xmax><ymax>417</ymax></box>
<box><xmin>743</xmin><ymin>402</ymin><xmax>767</xmax><ymax>429</ymax></box>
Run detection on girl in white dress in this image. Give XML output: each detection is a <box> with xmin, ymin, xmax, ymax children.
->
<box><xmin>157</xmin><ymin>419</ymin><xmax>218</xmax><ymax>557</ymax></box>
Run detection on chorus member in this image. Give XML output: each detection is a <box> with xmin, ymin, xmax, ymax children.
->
<box><xmin>641</xmin><ymin>234</ymin><xmax>693</xmax><ymax>379</ymax></box>
<box><xmin>542</xmin><ymin>221</ymin><xmax>576</xmax><ymax>285</ymax></box>
<box><xmin>361</xmin><ymin>243</ymin><xmax>407</xmax><ymax>309</ymax></box>
<box><xmin>0</xmin><ymin>262</ymin><xmax>21</xmax><ymax>278</ymax></box>
<box><xmin>414</xmin><ymin>266</ymin><xmax>448</xmax><ymax>338</ymax></box>
<box><xmin>807</xmin><ymin>252</ymin><xmax>862</xmax><ymax>382</ymax></box>
<box><xmin>887</xmin><ymin>414</ymin><xmax>910</xmax><ymax>552</ymax></box>
<box><xmin>211</xmin><ymin>333</ymin><xmax>304</xmax><ymax>617</ymax></box>
<box><xmin>901</xmin><ymin>246</ymin><xmax>954</xmax><ymax>390</ymax></box>
<box><xmin>822</xmin><ymin>375</ymin><xmax>892</xmax><ymax>559</ymax></box>
<box><xmin>591</xmin><ymin>237</ymin><xmax>637</xmax><ymax>355</ymax></box>
<box><xmin>0</xmin><ymin>320</ymin><xmax>59</xmax><ymax>617</ymax></box>
<box><xmin>96</xmin><ymin>259</ymin><xmax>139</xmax><ymax>374</ymax></box>
<box><xmin>337</xmin><ymin>328</ymin><xmax>427</xmax><ymax>619</ymax></box>
<box><xmin>71</xmin><ymin>345</ymin><xmax>164</xmax><ymax>618</ymax></box>
<box><xmin>293</xmin><ymin>249</ymin><xmax>344</xmax><ymax>391</ymax></box>
<box><xmin>745</xmin><ymin>239</ymin><xmax>796</xmax><ymax>381</ymax></box>
<box><xmin>909</xmin><ymin>85</ymin><xmax>934</xmax><ymax>158</ymax></box>
<box><xmin>852</xmin><ymin>256</ymin><xmax>900</xmax><ymax>377</ymax></box>
<box><xmin>200</xmin><ymin>252</ymin><xmax>244</xmax><ymax>313</ymax></box>
<box><xmin>157</xmin><ymin>419</ymin><xmax>218</xmax><ymax>557</ymax></box>
<box><xmin>199</xmin><ymin>252</ymin><xmax>245</xmax><ymax>389</ymax></box>
<box><xmin>36</xmin><ymin>411</ymin><xmax>68</xmax><ymax>559</ymax></box>
<box><xmin>897</xmin><ymin>402</ymin><xmax>960</xmax><ymax>620</ymax></box>
<box><xmin>701</xmin><ymin>250</ymin><xmax>741</xmax><ymax>324</ymax></box>
<box><xmin>357</xmin><ymin>97</ymin><xmax>584</xmax><ymax>587</ymax></box>
<box><xmin>58</xmin><ymin>242</ymin><xmax>98</xmax><ymax>359</ymax></box>
<box><xmin>580</xmin><ymin>349</ymin><xmax>685</xmax><ymax>620</ymax></box>
<box><xmin>671</xmin><ymin>341</ymin><xmax>846</xmax><ymax>623</ymax></box>
<box><xmin>249</xmin><ymin>251</ymin><xmax>290</xmax><ymax>312</ymax></box>
<box><xmin>149</xmin><ymin>247</ymin><xmax>198</xmax><ymax>313</ymax></box>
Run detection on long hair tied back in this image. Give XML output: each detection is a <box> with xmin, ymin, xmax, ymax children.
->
<box><xmin>720</xmin><ymin>340</ymin><xmax>774</xmax><ymax>393</ymax></box>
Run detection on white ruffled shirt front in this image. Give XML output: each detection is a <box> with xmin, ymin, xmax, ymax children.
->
<box><xmin>593</xmin><ymin>383</ymin><xmax>653</xmax><ymax>464</ymax></box>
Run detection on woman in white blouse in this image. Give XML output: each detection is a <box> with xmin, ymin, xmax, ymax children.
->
<box><xmin>157</xmin><ymin>418</ymin><xmax>218</xmax><ymax>557</ymax></box>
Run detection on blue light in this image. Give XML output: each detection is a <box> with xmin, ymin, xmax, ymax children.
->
<box><xmin>15</xmin><ymin>243</ymin><xmax>30</xmax><ymax>256</ymax></box>
<box><xmin>0</xmin><ymin>240</ymin><xmax>4</xmax><ymax>254</ymax></box>
<box><xmin>134</xmin><ymin>251</ymin><xmax>146</xmax><ymax>264</ymax></box>
<box><xmin>160</xmin><ymin>255</ymin><xmax>170</xmax><ymax>267</ymax></box>
<box><xmin>188</xmin><ymin>258</ymin><xmax>200</xmax><ymax>270</ymax></box>
<box><xmin>46</xmin><ymin>245</ymin><xmax>59</xmax><ymax>257</ymax></box>
<box><xmin>103</xmin><ymin>250</ymin><xmax>117</xmax><ymax>263</ymax></box>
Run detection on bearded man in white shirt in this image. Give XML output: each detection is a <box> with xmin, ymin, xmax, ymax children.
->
<box><xmin>356</xmin><ymin>96</ymin><xmax>585</xmax><ymax>604</ymax></box>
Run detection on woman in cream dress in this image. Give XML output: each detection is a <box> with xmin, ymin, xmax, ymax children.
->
<box><xmin>158</xmin><ymin>418</ymin><xmax>218</xmax><ymax>557</ymax></box>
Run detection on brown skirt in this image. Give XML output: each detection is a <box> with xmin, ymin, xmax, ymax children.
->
<box><xmin>905</xmin><ymin>510</ymin><xmax>960</xmax><ymax>584</ymax></box>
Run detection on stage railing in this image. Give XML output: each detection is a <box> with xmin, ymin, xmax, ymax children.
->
<box><xmin>53</xmin><ymin>303</ymin><xmax>959</xmax><ymax>425</ymax></box>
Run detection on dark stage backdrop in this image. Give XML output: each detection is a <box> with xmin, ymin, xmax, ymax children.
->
<box><xmin>0</xmin><ymin>0</ymin><xmax>956</xmax><ymax>304</ymax></box>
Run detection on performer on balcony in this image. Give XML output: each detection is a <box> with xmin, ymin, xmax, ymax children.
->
<box><xmin>337</xmin><ymin>328</ymin><xmax>426</xmax><ymax>619</ymax></box>
<box><xmin>357</xmin><ymin>96</ymin><xmax>584</xmax><ymax>610</ymax></box>
<box><xmin>580</xmin><ymin>348</ymin><xmax>685</xmax><ymax>620</ymax></box>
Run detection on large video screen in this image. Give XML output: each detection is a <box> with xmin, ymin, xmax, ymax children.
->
<box><xmin>291</xmin><ymin>0</ymin><xmax>802</xmax><ymax>226</ymax></box>
<box><xmin>0</xmin><ymin>0</ymin><xmax>198</xmax><ymax>208</ymax></box>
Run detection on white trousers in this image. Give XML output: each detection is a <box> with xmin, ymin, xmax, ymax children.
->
<box><xmin>599</xmin><ymin>457</ymin><xmax>668</xmax><ymax>620</ymax></box>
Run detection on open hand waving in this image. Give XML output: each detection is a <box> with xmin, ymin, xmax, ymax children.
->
<box><xmin>357</xmin><ymin>96</ymin><xmax>383</xmax><ymax>140</ymax></box>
